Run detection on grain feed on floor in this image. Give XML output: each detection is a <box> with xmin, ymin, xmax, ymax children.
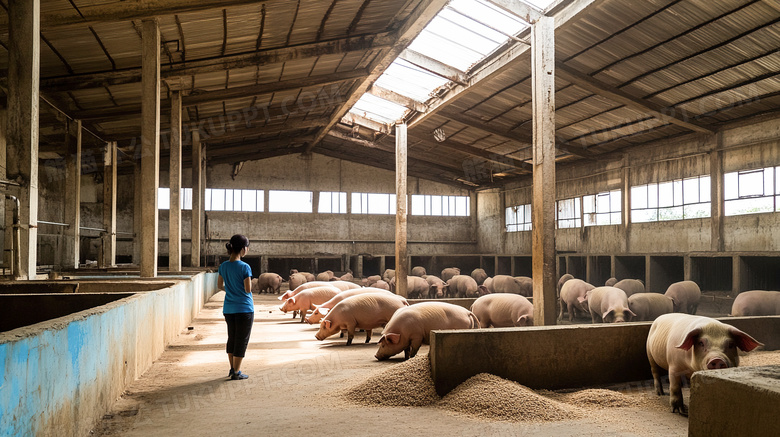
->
<box><xmin>340</xmin><ymin>354</ymin><xmax>440</xmax><ymax>407</ymax></box>
<box><xmin>437</xmin><ymin>373</ymin><xmax>580</xmax><ymax>422</ymax></box>
<box><xmin>740</xmin><ymin>350</ymin><xmax>780</xmax><ymax>367</ymax></box>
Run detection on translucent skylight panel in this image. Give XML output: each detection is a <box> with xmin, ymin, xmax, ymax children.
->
<box><xmin>375</xmin><ymin>60</ymin><xmax>449</xmax><ymax>101</ymax></box>
<box><xmin>350</xmin><ymin>93</ymin><xmax>409</xmax><ymax>124</ymax></box>
<box><xmin>521</xmin><ymin>0</ymin><xmax>557</xmax><ymax>10</ymax></box>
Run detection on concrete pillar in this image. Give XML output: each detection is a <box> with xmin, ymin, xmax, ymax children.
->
<box><xmin>100</xmin><ymin>141</ymin><xmax>117</xmax><ymax>268</ymax></box>
<box><xmin>710</xmin><ymin>134</ymin><xmax>724</xmax><ymax>252</ymax></box>
<box><xmin>140</xmin><ymin>19</ymin><xmax>160</xmax><ymax>278</ymax></box>
<box><xmin>355</xmin><ymin>255</ymin><xmax>364</xmax><ymax>278</ymax></box>
<box><xmin>732</xmin><ymin>255</ymin><xmax>741</xmax><ymax>294</ymax></box>
<box><xmin>622</xmin><ymin>155</ymin><xmax>631</xmax><ymax>253</ymax></box>
<box><xmin>0</xmin><ymin>109</ymin><xmax>9</xmax><ymax>272</ymax></box>
<box><xmin>63</xmin><ymin>120</ymin><xmax>81</xmax><ymax>269</ymax></box>
<box><xmin>260</xmin><ymin>255</ymin><xmax>269</xmax><ymax>274</ymax></box>
<box><xmin>191</xmin><ymin>130</ymin><xmax>201</xmax><ymax>267</ymax></box>
<box><xmin>379</xmin><ymin>256</ymin><xmax>386</xmax><ymax>277</ymax></box>
<box><xmin>133</xmin><ymin>158</ymin><xmax>141</xmax><ymax>265</ymax></box>
<box><xmin>169</xmin><ymin>91</ymin><xmax>182</xmax><ymax>271</ymax></box>
<box><xmin>6</xmin><ymin>0</ymin><xmax>40</xmax><ymax>279</ymax></box>
<box><xmin>530</xmin><ymin>16</ymin><xmax>556</xmax><ymax>325</ymax></box>
<box><xmin>395</xmin><ymin>123</ymin><xmax>408</xmax><ymax>298</ymax></box>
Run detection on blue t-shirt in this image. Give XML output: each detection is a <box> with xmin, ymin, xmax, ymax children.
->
<box><xmin>218</xmin><ymin>260</ymin><xmax>254</xmax><ymax>314</ymax></box>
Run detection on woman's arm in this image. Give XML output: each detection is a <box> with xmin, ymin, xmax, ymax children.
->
<box><xmin>244</xmin><ymin>276</ymin><xmax>252</xmax><ymax>294</ymax></box>
<box><xmin>218</xmin><ymin>275</ymin><xmax>224</xmax><ymax>291</ymax></box>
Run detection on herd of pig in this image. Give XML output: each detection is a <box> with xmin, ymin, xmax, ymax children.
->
<box><xmin>255</xmin><ymin>267</ymin><xmax>778</xmax><ymax>416</ymax></box>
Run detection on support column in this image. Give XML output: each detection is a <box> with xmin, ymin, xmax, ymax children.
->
<box><xmin>395</xmin><ymin>123</ymin><xmax>408</xmax><ymax>298</ymax></box>
<box><xmin>530</xmin><ymin>16</ymin><xmax>556</xmax><ymax>326</ymax></box>
<box><xmin>140</xmin><ymin>19</ymin><xmax>160</xmax><ymax>277</ymax></box>
<box><xmin>622</xmin><ymin>155</ymin><xmax>631</xmax><ymax>253</ymax></box>
<box><xmin>191</xmin><ymin>129</ymin><xmax>202</xmax><ymax>267</ymax></box>
<box><xmin>6</xmin><ymin>0</ymin><xmax>40</xmax><ymax>279</ymax></box>
<box><xmin>0</xmin><ymin>109</ymin><xmax>8</xmax><ymax>272</ymax></box>
<box><xmin>100</xmin><ymin>141</ymin><xmax>117</xmax><ymax>268</ymax></box>
<box><xmin>133</xmin><ymin>158</ymin><xmax>141</xmax><ymax>265</ymax></box>
<box><xmin>169</xmin><ymin>91</ymin><xmax>182</xmax><ymax>271</ymax></box>
<box><xmin>63</xmin><ymin>120</ymin><xmax>81</xmax><ymax>269</ymax></box>
<box><xmin>710</xmin><ymin>134</ymin><xmax>724</xmax><ymax>252</ymax></box>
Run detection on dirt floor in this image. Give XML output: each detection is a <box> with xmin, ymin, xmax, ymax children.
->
<box><xmin>93</xmin><ymin>291</ymin><xmax>745</xmax><ymax>437</ymax></box>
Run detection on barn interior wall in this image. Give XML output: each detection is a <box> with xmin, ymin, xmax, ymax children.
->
<box><xmin>478</xmin><ymin>115</ymin><xmax>780</xmax><ymax>256</ymax></box>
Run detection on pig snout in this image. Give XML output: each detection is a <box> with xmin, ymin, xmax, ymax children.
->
<box><xmin>707</xmin><ymin>357</ymin><xmax>728</xmax><ymax>369</ymax></box>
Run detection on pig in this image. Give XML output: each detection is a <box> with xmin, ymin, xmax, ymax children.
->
<box><xmin>382</xmin><ymin>269</ymin><xmax>395</xmax><ymax>283</ymax></box>
<box><xmin>256</xmin><ymin>272</ymin><xmax>283</xmax><ymax>294</ymax></box>
<box><xmin>489</xmin><ymin>275</ymin><xmax>531</xmax><ymax>296</ymax></box>
<box><xmin>361</xmin><ymin>275</ymin><xmax>381</xmax><ymax>287</ymax></box>
<box><xmin>315</xmin><ymin>293</ymin><xmax>410</xmax><ymax>345</ymax></box>
<box><xmin>628</xmin><ymin>293</ymin><xmax>674</xmax><ymax>321</ymax></box>
<box><xmin>441</xmin><ymin>267</ymin><xmax>461</xmax><ymax>283</ymax></box>
<box><xmin>388</xmin><ymin>276</ymin><xmax>430</xmax><ymax>298</ymax></box>
<box><xmin>664</xmin><ymin>281</ymin><xmax>701</xmax><ymax>314</ymax></box>
<box><xmin>411</xmin><ymin>266</ymin><xmax>427</xmax><ymax>277</ymax></box>
<box><xmin>425</xmin><ymin>275</ymin><xmax>447</xmax><ymax>298</ymax></box>
<box><xmin>646</xmin><ymin>313</ymin><xmax>763</xmax><ymax>415</ymax></box>
<box><xmin>471</xmin><ymin>268</ymin><xmax>488</xmax><ymax>286</ymax></box>
<box><xmin>279</xmin><ymin>286</ymin><xmax>340</xmax><ymax>322</ymax></box>
<box><xmin>445</xmin><ymin>275</ymin><xmax>479</xmax><ymax>298</ymax></box>
<box><xmin>375</xmin><ymin>302</ymin><xmax>480</xmax><ymax>360</ymax></box>
<box><xmin>316</xmin><ymin>270</ymin><xmax>334</xmax><ymax>282</ymax></box>
<box><xmin>558</xmin><ymin>279</ymin><xmax>594</xmax><ymax>322</ymax></box>
<box><xmin>279</xmin><ymin>280</ymin><xmax>360</xmax><ymax>302</ymax></box>
<box><xmin>514</xmin><ymin>276</ymin><xmax>533</xmax><ymax>297</ymax></box>
<box><xmin>613</xmin><ymin>279</ymin><xmax>644</xmax><ymax>297</ymax></box>
<box><xmin>480</xmin><ymin>277</ymin><xmax>494</xmax><ymax>294</ymax></box>
<box><xmin>372</xmin><ymin>280</ymin><xmax>390</xmax><ymax>290</ymax></box>
<box><xmin>305</xmin><ymin>287</ymin><xmax>399</xmax><ymax>324</ymax></box>
<box><xmin>585</xmin><ymin>286</ymin><xmax>635</xmax><ymax>323</ymax></box>
<box><xmin>287</xmin><ymin>273</ymin><xmax>309</xmax><ymax>300</ymax></box>
<box><xmin>471</xmin><ymin>293</ymin><xmax>533</xmax><ymax>327</ymax></box>
<box><xmin>731</xmin><ymin>290</ymin><xmax>780</xmax><ymax>316</ymax></box>
<box><xmin>605</xmin><ymin>277</ymin><xmax>617</xmax><ymax>287</ymax></box>
<box><xmin>300</xmin><ymin>272</ymin><xmax>316</xmax><ymax>282</ymax></box>
<box><xmin>557</xmin><ymin>273</ymin><xmax>574</xmax><ymax>297</ymax></box>
<box><xmin>339</xmin><ymin>271</ymin><xmax>354</xmax><ymax>282</ymax></box>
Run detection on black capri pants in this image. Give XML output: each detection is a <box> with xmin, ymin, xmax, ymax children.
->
<box><xmin>224</xmin><ymin>312</ymin><xmax>254</xmax><ymax>357</ymax></box>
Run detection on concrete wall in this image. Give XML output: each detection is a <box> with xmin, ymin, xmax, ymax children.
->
<box><xmin>477</xmin><ymin>115</ymin><xmax>780</xmax><ymax>256</ymax></box>
<box><xmin>429</xmin><ymin>316</ymin><xmax>780</xmax><ymax>395</ymax></box>
<box><xmin>0</xmin><ymin>272</ymin><xmax>218</xmax><ymax>437</ymax></box>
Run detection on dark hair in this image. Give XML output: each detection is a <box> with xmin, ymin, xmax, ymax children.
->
<box><xmin>226</xmin><ymin>234</ymin><xmax>249</xmax><ymax>255</ymax></box>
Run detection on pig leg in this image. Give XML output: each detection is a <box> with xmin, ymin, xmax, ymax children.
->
<box><xmin>649</xmin><ymin>358</ymin><xmax>665</xmax><ymax>396</ymax></box>
<box><xmin>558</xmin><ymin>299</ymin><xmax>564</xmax><ymax>321</ymax></box>
<box><xmin>690</xmin><ymin>303</ymin><xmax>698</xmax><ymax>315</ymax></box>
<box><xmin>567</xmin><ymin>302</ymin><xmax>576</xmax><ymax>322</ymax></box>
<box><xmin>346</xmin><ymin>327</ymin><xmax>356</xmax><ymax>346</ymax></box>
<box><xmin>408</xmin><ymin>336</ymin><xmax>424</xmax><ymax>359</ymax></box>
<box><xmin>300</xmin><ymin>310</ymin><xmax>308</xmax><ymax>323</ymax></box>
<box><xmin>292</xmin><ymin>310</ymin><xmax>299</xmax><ymax>319</ymax></box>
<box><xmin>365</xmin><ymin>329</ymin><xmax>372</xmax><ymax>343</ymax></box>
<box><xmin>668</xmin><ymin>367</ymin><xmax>689</xmax><ymax>415</ymax></box>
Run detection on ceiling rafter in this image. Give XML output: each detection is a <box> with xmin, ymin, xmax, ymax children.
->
<box><xmin>399</xmin><ymin>49</ymin><xmax>468</xmax><ymax>86</ymax></box>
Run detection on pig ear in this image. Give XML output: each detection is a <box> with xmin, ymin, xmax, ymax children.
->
<box><xmin>728</xmin><ymin>327</ymin><xmax>763</xmax><ymax>352</ymax></box>
<box><xmin>478</xmin><ymin>285</ymin><xmax>489</xmax><ymax>295</ymax></box>
<box><xmin>386</xmin><ymin>333</ymin><xmax>401</xmax><ymax>344</ymax></box>
<box><xmin>601</xmin><ymin>309</ymin><xmax>614</xmax><ymax>321</ymax></box>
<box><xmin>323</xmin><ymin>320</ymin><xmax>332</xmax><ymax>329</ymax></box>
<box><xmin>625</xmin><ymin>308</ymin><xmax>636</xmax><ymax>318</ymax></box>
<box><xmin>318</xmin><ymin>307</ymin><xmax>329</xmax><ymax>316</ymax></box>
<box><xmin>516</xmin><ymin>315</ymin><xmax>528</xmax><ymax>326</ymax></box>
<box><xmin>289</xmin><ymin>296</ymin><xmax>296</xmax><ymax>304</ymax></box>
<box><xmin>577</xmin><ymin>296</ymin><xmax>587</xmax><ymax>304</ymax></box>
<box><xmin>675</xmin><ymin>328</ymin><xmax>702</xmax><ymax>350</ymax></box>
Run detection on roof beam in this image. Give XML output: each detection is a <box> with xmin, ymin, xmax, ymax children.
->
<box><xmin>555</xmin><ymin>61</ymin><xmax>715</xmax><ymax>134</ymax></box>
<box><xmin>367</xmin><ymin>85</ymin><xmax>428</xmax><ymax>112</ymax></box>
<box><xmin>208</xmin><ymin>146</ymin><xmax>308</xmax><ymax>166</ymax></box>
<box><xmin>305</xmin><ymin>0</ymin><xmax>451</xmax><ymax>154</ymax></box>
<box><xmin>408</xmin><ymin>0</ymin><xmax>603</xmax><ymax>129</ymax></box>
<box><xmin>0</xmin><ymin>0</ymin><xmax>284</xmax><ymax>33</ymax></box>
<box><xmin>398</xmin><ymin>49</ymin><xmax>468</xmax><ymax>86</ymax></box>
<box><xmin>407</xmin><ymin>133</ymin><xmax>532</xmax><ymax>173</ymax></box>
<box><xmin>32</xmin><ymin>34</ymin><xmax>392</xmax><ymax>92</ymax></box>
<box><xmin>485</xmin><ymin>0</ymin><xmax>544</xmax><ymax>24</ymax></box>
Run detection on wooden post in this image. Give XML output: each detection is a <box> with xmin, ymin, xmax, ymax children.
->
<box><xmin>0</xmin><ymin>109</ymin><xmax>7</xmax><ymax>272</ymax></box>
<box><xmin>191</xmin><ymin>129</ymin><xmax>202</xmax><ymax>267</ymax></box>
<box><xmin>395</xmin><ymin>122</ymin><xmax>408</xmax><ymax>298</ymax></box>
<box><xmin>6</xmin><ymin>0</ymin><xmax>40</xmax><ymax>279</ymax></box>
<box><xmin>63</xmin><ymin>119</ymin><xmax>81</xmax><ymax>269</ymax></box>
<box><xmin>622</xmin><ymin>154</ymin><xmax>631</xmax><ymax>254</ymax></box>
<box><xmin>710</xmin><ymin>134</ymin><xmax>724</xmax><ymax>252</ymax></box>
<box><xmin>140</xmin><ymin>19</ymin><xmax>160</xmax><ymax>278</ymax></box>
<box><xmin>133</xmin><ymin>157</ymin><xmax>141</xmax><ymax>265</ymax></box>
<box><xmin>169</xmin><ymin>91</ymin><xmax>182</xmax><ymax>271</ymax></box>
<box><xmin>101</xmin><ymin>141</ymin><xmax>117</xmax><ymax>268</ymax></box>
<box><xmin>530</xmin><ymin>16</ymin><xmax>557</xmax><ymax>325</ymax></box>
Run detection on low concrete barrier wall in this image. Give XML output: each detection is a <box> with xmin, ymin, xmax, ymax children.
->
<box><xmin>0</xmin><ymin>272</ymin><xmax>218</xmax><ymax>437</ymax></box>
<box><xmin>0</xmin><ymin>293</ymin><xmax>132</xmax><ymax>332</ymax></box>
<box><xmin>430</xmin><ymin>316</ymin><xmax>780</xmax><ymax>396</ymax></box>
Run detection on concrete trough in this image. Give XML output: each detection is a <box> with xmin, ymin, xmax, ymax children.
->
<box><xmin>429</xmin><ymin>316</ymin><xmax>780</xmax><ymax>396</ymax></box>
<box><xmin>689</xmin><ymin>365</ymin><xmax>780</xmax><ymax>436</ymax></box>
<box><xmin>0</xmin><ymin>272</ymin><xmax>218</xmax><ymax>437</ymax></box>
<box><xmin>0</xmin><ymin>293</ymin><xmax>133</xmax><ymax>332</ymax></box>
<box><xmin>0</xmin><ymin>280</ymin><xmax>177</xmax><ymax>295</ymax></box>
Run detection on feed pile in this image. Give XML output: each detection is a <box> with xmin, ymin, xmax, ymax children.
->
<box><xmin>341</xmin><ymin>355</ymin><xmax>440</xmax><ymax>407</ymax></box>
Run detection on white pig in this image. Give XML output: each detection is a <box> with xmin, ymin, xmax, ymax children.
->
<box><xmin>646</xmin><ymin>313</ymin><xmax>763</xmax><ymax>415</ymax></box>
<box><xmin>559</xmin><ymin>278</ymin><xmax>594</xmax><ymax>322</ymax></box>
<box><xmin>628</xmin><ymin>293</ymin><xmax>674</xmax><ymax>321</ymax></box>
<box><xmin>471</xmin><ymin>293</ymin><xmax>533</xmax><ymax>327</ymax></box>
<box><xmin>664</xmin><ymin>281</ymin><xmax>701</xmax><ymax>314</ymax></box>
<box><xmin>730</xmin><ymin>290</ymin><xmax>780</xmax><ymax>316</ymax></box>
<box><xmin>279</xmin><ymin>286</ymin><xmax>340</xmax><ymax>322</ymax></box>
<box><xmin>375</xmin><ymin>302</ymin><xmax>480</xmax><ymax>360</ymax></box>
<box><xmin>315</xmin><ymin>293</ymin><xmax>409</xmax><ymax>345</ymax></box>
<box><xmin>585</xmin><ymin>286</ymin><xmax>635</xmax><ymax>323</ymax></box>
<box><xmin>305</xmin><ymin>287</ymin><xmax>396</xmax><ymax>324</ymax></box>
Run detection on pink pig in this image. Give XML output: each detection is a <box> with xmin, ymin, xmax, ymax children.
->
<box><xmin>375</xmin><ymin>302</ymin><xmax>480</xmax><ymax>360</ymax></box>
<box><xmin>305</xmin><ymin>287</ymin><xmax>395</xmax><ymax>324</ymax></box>
<box><xmin>279</xmin><ymin>286</ymin><xmax>340</xmax><ymax>322</ymax></box>
<box><xmin>315</xmin><ymin>293</ymin><xmax>409</xmax><ymax>345</ymax></box>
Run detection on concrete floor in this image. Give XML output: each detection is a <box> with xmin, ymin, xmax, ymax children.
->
<box><xmin>93</xmin><ymin>292</ymin><xmax>690</xmax><ymax>436</ymax></box>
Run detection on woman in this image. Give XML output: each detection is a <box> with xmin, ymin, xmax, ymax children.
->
<box><xmin>217</xmin><ymin>234</ymin><xmax>254</xmax><ymax>380</ymax></box>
